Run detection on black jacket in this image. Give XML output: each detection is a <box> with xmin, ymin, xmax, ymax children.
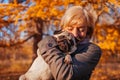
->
<box><xmin>38</xmin><ymin>36</ymin><xmax>102</xmax><ymax>80</ymax></box>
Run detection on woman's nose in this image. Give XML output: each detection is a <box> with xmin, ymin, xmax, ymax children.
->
<box><xmin>72</xmin><ymin>28</ymin><xmax>79</xmax><ymax>37</ymax></box>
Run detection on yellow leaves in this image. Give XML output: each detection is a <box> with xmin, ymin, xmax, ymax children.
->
<box><xmin>0</xmin><ymin>3</ymin><xmax>26</xmax><ymax>27</ymax></box>
<box><xmin>39</xmin><ymin>0</ymin><xmax>49</xmax><ymax>7</ymax></box>
<box><xmin>50</xmin><ymin>2</ymin><xmax>57</xmax><ymax>7</ymax></box>
<box><xmin>64</xmin><ymin>0</ymin><xmax>70</xmax><ymax>7</ymax></box>
<box><xmin>26</xmin><ymin>0</ymin><xmax>59</xmax><ymax>19</ymax></box>
<box><xmin>50</xmin><ymin>8</ymin><xmax>59</xmax><ymax>16</ymax></box>
<box><xmin>1</xmin><ymin>0</ymin><xmax>120</xmax><ymax>52</ymax></box>
<box><xmin>108</xmin><ymin>0</ymin><xmax>120</xmax><ymax>7</ymax></box>
<box><xmin>69</xmin><ymin>0</ymin><xmax>75</xmax><ymax>3</ymax></box>
<box><xmin>13</xmin><ymin>0</ymin><xmax>18</xmax><ymax>4</ymax></box>
<box><xmin>14</xmin><ymin>14</ymin><xmax>21</xmax><ymax>25</ymax></box>
<box><xmin>108</xmin><ymin>0</ymin><xmax>117</xmax><ymax>4</ymax></box>
<box><xmin>18</xmin><ymin>25</ymin><xmax>26</xmax><ymax>32</ymax></box>
<box><xmin>98</xmin><ymin>39</ymin><xmax>116</xmax><ymax>52</ymax></box>
<box><xmin>53</xmin><ymin>20</ymin><xmax>60</xmax><ymax>28</ymax></box>
<box><xmin>74</xmin><ymin>0</ymin><xmax>81</xmax><ymax>5</ymax></box>
<box><xmin>113</xmin><ymin>30</ymin><xmax>119</xmax><ymax>37</ymax></box>
<box><xmin>104</xmin><ymin>6</ymin><xmax>109</xmax><ymax>12</ymax></box>
<box><xmin>36</xmin><ymin>9</ymin><xmax>46</xmax><ymax>19</ymax></box>
<box><xmin>96</xmin><ymin>26</ymin><xmax>119</xmax><ymax>51</ymax></box>
<box><xmin>97</xmin><ymin>35</ymin><xmax>104</xmax><ymax>41</ymax></box>
<box><xmin>26</xmin><ymin>0</ymin><xmax>67</xmax><ymax>20</ymax></box>
<box><xmin>107</xmin><ymin>28</ymin><xmax>114</xmax><ymax>33</ymax></box>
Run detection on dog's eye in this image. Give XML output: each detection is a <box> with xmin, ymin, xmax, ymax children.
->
<box><xmin>58</xmin><ymin>35</ymin><xmax>65</xmax><ymax>40</ymax></box>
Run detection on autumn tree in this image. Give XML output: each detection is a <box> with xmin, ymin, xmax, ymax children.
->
<box><xmin>0</xmin><ymin>0</ymin><xmax>120</xmax><ymax>55</ymax></box>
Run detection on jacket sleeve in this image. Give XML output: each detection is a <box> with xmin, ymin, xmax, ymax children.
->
<box><xmin>37</xmin><ymin>36</ymin><xmax>102</xmax><ymax>80</ymax></box>
<box><xmin>72</xmin><ymin>43</ymin><xmax>102</xmax><ymax>79</ymax></box>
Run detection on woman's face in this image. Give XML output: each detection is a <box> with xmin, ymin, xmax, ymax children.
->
<box><xmin>64</xmin><ymin>24</ymin><xmax>87</xmax><ymax>42</ymax></box>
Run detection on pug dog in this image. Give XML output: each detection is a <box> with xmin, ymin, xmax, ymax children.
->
<box><xmin>19</xmin><ymin>31</ymin><xmax>77</xmax><ymax>80</ymax></box>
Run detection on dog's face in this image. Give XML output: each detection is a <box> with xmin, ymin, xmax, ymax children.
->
<box><xmin>54</xmin><ymin>31</ymin><xmax>77</xmax><ymax>54</ymax></box>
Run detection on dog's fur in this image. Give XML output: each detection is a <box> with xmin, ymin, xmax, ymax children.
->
<box><xmin>19</xmin><ymin>49</ymin><xmax>53</xmax><ymax>80</ymax></box>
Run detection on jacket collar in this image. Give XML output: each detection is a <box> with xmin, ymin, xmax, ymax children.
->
<box><xmin>78</xmin><ymin>38</ymin><xmax>90</xmax><ymax>45</ymax></box>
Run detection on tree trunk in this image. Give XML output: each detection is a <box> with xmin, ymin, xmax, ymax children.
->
<box><xmin>32</xmin><ymin>18</ymin><xmax>43</xmax><ymax>59</ymax></box>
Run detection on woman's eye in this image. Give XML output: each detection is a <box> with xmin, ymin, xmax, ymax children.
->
<box><xmin>79</xmin><ymin>28</ymin><xmax>85</xmax><ymax>32</ymax></box>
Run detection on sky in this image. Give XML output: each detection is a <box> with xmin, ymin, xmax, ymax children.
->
<box><xmin>2</xmin><ymin>0</ymin><xmax>8</xmax><ymax>3</ymax></box>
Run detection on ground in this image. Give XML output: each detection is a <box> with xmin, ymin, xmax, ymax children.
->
<box><xmin>0</xmin><ymin>62</ymin><xmax>120</xmax><ymax>80</ymax></box>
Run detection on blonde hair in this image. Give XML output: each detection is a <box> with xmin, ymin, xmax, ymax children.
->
<box><xmin>60</xmin><ymin>6</ymin><xmax>95</xmax><ymax>38</ymax></box>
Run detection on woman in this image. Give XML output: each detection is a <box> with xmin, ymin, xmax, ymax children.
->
<box><xmin>38</xmin><ymin>6</ymin><xmax>102</xmax><ymax>80</ymax></box>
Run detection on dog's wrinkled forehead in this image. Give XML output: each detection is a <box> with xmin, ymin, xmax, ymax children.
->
<box><xmin>55</xmin><ymin>31</ymin><xmax>73</xmax><ymax>40</ymax></box>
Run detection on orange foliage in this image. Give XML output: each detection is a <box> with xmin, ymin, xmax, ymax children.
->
<box><xmin>94</xmin><ymin>25</ymin><xmax>120</xmax><ymax>52</ymax></box>
<box><xmin>0</xmin><ymin>0</ymin><xmax>120</xmax><ymax>51</ymax></box>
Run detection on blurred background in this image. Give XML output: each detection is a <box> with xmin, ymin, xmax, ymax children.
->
<box><xmin>0</xmin><ymin>0</ymin><xmax>120</xmax><ymax>80</ymax></box>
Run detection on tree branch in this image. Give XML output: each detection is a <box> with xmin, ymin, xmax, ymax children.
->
<box><xmin>0</xmin><ymin>34</ymin><xmax>34</xmax><ymax>47</ymax></box>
